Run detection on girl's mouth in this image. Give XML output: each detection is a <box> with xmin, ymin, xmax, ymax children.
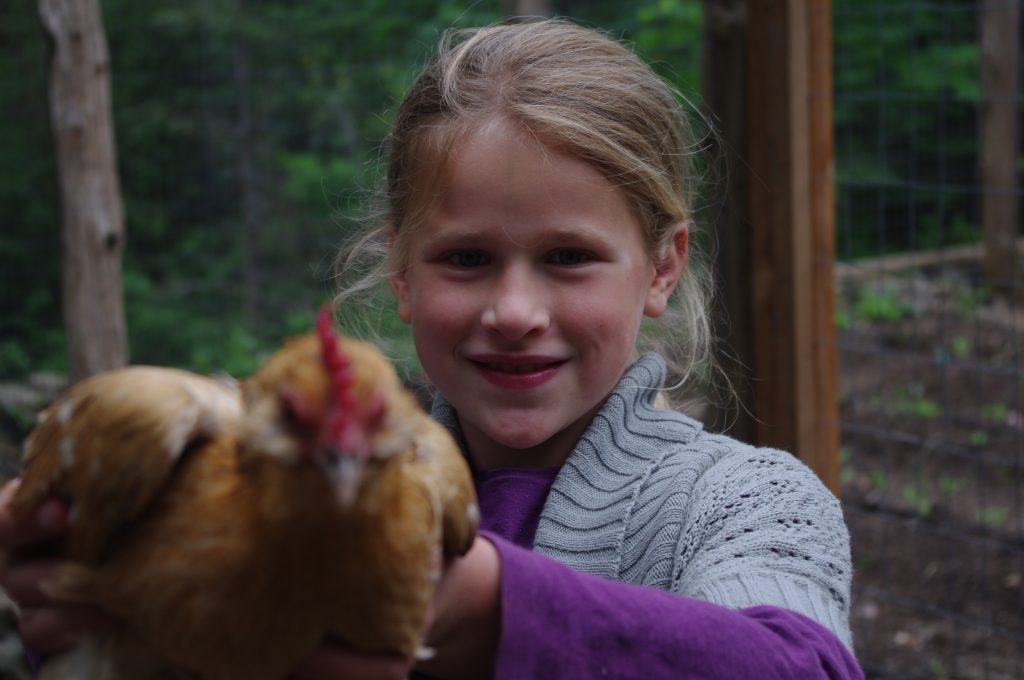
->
<box><xmin>470</xmin><ymin>357</ymin><xmax>566</xmax><ymax>389</ymax></box>
<box><xmin>483</xmin><ymin>362</ymin><xmax>555</xmax><ymax>374</ymax></box>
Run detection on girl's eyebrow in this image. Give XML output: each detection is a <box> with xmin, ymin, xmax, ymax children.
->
<box><xmin>418</xmin><ymin>227</ymin><xmax>493</xmax><ymax>246</ymax></box>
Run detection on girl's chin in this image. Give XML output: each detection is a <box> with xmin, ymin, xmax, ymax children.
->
<box><xmin>479</xmin><ymin>417</ymin><xmax>582</xmax><ymax>464</ymax></box>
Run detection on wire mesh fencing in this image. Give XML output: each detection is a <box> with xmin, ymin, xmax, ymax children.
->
<box><xmin>833</xmin><ymin>1</ymin><xmax>1023</xmax><ymax>677</ymax></box>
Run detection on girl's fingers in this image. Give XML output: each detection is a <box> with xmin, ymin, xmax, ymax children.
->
<box><xmin>18</xmin><ymin>604</ymin><xmax>113</xmax><ymax>654</ymax></box>
<box><xmin>0</xmin><ymin>559</ymin><xmax>63</xmax><ymax>608</ymax></box>
<box><xmin>288</xmin><ymin>642</ymin><xmax>413</xmax><ymax>680</ymax></box>
<box><xmin>0</xmin><ymin>479</ymin><xmax>68</xmax><ymax>549</ymax></box>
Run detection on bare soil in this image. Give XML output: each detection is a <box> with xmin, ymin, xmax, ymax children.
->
<box><xmin>837</xmin><ymin>261</ymin><xmax>1024</xmax><ymax>679</ymax></box>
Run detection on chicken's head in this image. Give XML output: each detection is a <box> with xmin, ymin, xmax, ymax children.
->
<box><xmin>241</xmin><ymin>305</ymin><xmax>402</xmax><ymax>504</ymax></box>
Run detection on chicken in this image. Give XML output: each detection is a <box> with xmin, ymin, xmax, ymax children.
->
<box><xmin>7</xmin><ymin>306</ymin><xmax>479</xmax><ymax>680</ymax></box>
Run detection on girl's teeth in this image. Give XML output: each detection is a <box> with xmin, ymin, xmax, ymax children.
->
<box><xmin>490</xmin><ymin>363</ymin><xmax>543</xmax><ymax>374</ymax></box>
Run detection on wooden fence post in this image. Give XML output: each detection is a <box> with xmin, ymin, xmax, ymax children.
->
<box><xmin>746</xmin><ymin>0</ymin><xmax>839</xmax><ymax>493</ymax></box>
<box><xmin>980</xmin><ymin>0</ymin><xmax>1020</xmax><ymax>296</ymax></box>
<box><xmin>702</xmin><ymin>0</ymin><xmax>757</xmax><ymax>445</ymax></box>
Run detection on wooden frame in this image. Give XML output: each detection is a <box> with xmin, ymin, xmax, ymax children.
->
<box><xmin>746</xmin><ymin>0</ymin><xmax>839</xmax><ymax>493</ymax></box>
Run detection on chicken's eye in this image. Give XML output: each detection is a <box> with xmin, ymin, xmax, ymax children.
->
<box><xmin>279</xmin><ymin>388</ymin><xmax>319</xmax><ymax>433</ymax></box>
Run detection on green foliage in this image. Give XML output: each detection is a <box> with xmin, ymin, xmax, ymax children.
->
<box><xmin>1</xmin><ymin>0</ymin><xmax>513</xmax><ymax>378</ymax></box>
<box><xmin>928</xmin><ymin>658</ymin><xmax>947</xmax><ymax>678</ymax></box>
<box><xmin>954</xmin><ymin>284</ymin><xmax>991</xmax><ymax>318</ymax></box>
<box><xmin>969</xmin><ymin>429</ymin><xmax>989</xmax><ymax>447</ymax></box>
<box><xmin>853</xmin><ymin>286</ymin><xmax>914</xmax><ymax>323</ymax></box>
<box><xmin>867</xmin><ymin>469</ymin><xmax>889</xmax><ymax>494</ymax></box>
<box><xmin>2</xmin><ymin>1</ymin><xmax>712</xmax><ymax>378</ymax></box>
<box><xmin>950</xmin><ymin>335</ymin><xmax>971</xmax><ymax>359</ymax></box>
<box><xmin>981</xmin><ymin>402</ymin><xmax>1008</xmax><ymax>423</ymax></box>
<box><xmin>833</xmin><ymin>0</ymin><xmax>983</xmax><ymax>259</ymax></box>
<box><xmin>976</xmin><ymin>505</ymin><xmax>1009</xmax><ymax>528</ymax></box>
<box><xmin>901</xmin><ymin>482</ymin><xmax>932</xmax><ymax>518</ymax></box>
<box><xmin>4</xmin><ymin>0</ymin><xmax>990</xmax><ymax>382</ymax></box>
<box><xmin>938</xmin><ymin>476</ymin><xmax>962</xmax><ymax>497</ymax></box>
<box><xmin>886</xmin><ymin>383</ymin><xmax>941</xmax><ymax>419</ymax></box>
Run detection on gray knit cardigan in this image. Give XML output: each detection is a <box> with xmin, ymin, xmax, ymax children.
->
<box><xmin>433</xmin><ymin>353</ymin><xmax>854</xmax><ymax>651</ymax></box>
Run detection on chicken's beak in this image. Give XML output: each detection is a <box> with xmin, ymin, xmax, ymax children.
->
<box><xmin>323</xmin><ymin>450</ymin><xmax>364</xmax><ymax>507</ymax></box>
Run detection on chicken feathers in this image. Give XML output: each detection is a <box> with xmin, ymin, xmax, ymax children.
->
<box><xmin>8</xmin><ymin>313</ymin><xmax>478</xmax><ymax>680</ymax></box>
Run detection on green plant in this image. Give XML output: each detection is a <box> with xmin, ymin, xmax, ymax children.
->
<box><xmin>853</xmin><ymin>287</ymin><xmax>914</xmax><ymax>323</ymax></box>
<box><xmin>981</xmin><ymin>402</ymin><xmax>1008</xmax><ymax>423</ymax></box>
<box><xmin>950</xmin><ymin>335</ymin><xmax>971</xmax><ymax>359</ymax></box>
<box><xmin>938</xmin><ymin>476</ymin><xmax>963</xmax><ymax>497</ymax></box>
<box><xmin>969</xmin><ymin>429</ymin><xmax>989</xmax><ymax>447</ymax></box>
<box><xmin>868</xmin><ymin>469</ymin><xmax>889</xmax><ymax>494</ymax></box>
<box><xmin>838</xmin><ymin>448</ymin><xmax>857</xmax><ymax>486</ymax></box>
<box><xmin>928</xmin><ymin>658</ymin><xmax>946</xmax><ymax>678</ymax></box>
<box><xmin>954</xmin><ymin>284</ymin><xmax>991</xmax><ymax>318</ymax></box>
<box><xmin>887</xmin><ymin>383</ymin><xmax>941</xmax><ymax>419</ymax></box>
<box><xmin>977</xmin><ymin>506</ymin><xmax>1009</xmax><ymax>528</ymax></box>
<box><xmin>901</xmin><ymin>483</ymin><xmax>933</xmax><ymax>518</ymax></box>
<box><xmin>834</xmin><ymin>307</ymin><xmax>852</xmax><ymax>331</ymax></box>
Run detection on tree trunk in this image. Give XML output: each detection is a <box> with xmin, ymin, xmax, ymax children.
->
<box><xmin>980</xmin><ymin>0</ymin><xmax>1020</xmax><ymax>296</ymax></box>
<box><xmin>40</xmin><ymin>0</ymin><xmax>128</xmax><ymax>381</ymax></box>
<box><xmin>502</xmin><ymin>0</ymin><xmax>551</xmax><ymax>19</ymax></box>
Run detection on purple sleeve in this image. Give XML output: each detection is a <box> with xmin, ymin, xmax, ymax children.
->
<box><xmin>482</xmin><ymin>531</ymin><xmax>863</xmax><ymax>680</ymax></box>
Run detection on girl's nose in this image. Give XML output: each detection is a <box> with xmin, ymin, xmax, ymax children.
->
<box><xmin>481</xmin><ymin>267</ymin><xmax>550</xmax><ymax>340</ymax></box>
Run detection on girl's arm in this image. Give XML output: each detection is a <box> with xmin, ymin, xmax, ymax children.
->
<box><xmin>425</xmin><ymin>531</ymin><xmax>862</xmax><ymax>680</ymax></box>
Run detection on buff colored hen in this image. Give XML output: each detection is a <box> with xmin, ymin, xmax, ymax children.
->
<box><xmin>8</xmin><ymin>308</ymin><xmax>478</xmax><ymax>680</ymax></box>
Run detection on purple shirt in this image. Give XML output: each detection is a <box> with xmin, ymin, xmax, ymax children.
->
<box><xmin>474</xmin><ymin>467</ymin><xmax>864</xmax><ymax>680</ymax></box>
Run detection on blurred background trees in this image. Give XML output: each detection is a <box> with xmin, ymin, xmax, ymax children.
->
<box><xmin>0</xmin><ymin>0</ymin><xmax>1010</xmax><ymax>379</ymax></box>
<box><xmin>0</xmin><ymin>0</ymin><xmax>705</xmax><ymax>379</ymax></box>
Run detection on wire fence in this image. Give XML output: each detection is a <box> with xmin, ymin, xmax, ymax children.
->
<box><xmin>833</xmin><ymin>1</ymin><xmax>1023</xmax><ymax>678</ymax></box>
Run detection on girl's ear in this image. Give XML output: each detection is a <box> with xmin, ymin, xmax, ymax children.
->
<box><xmin>643</xmin><ymin>222</ymin><xmax>688</xmax><ymax>318</ymax></box>
<box><xmin>386</xmin><ymin>228</ymin><xmax>413</xmax><ymax>324</ymax></box>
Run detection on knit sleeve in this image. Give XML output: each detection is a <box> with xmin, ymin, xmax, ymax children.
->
<box><xmin>485</xmin><ymin>531</ymin><xmax>863</xmax><ymax>680</ymax></box>
<box><xmin>669</xmin><ymin>442</ymin><xmax>855</xmax><ymax>651</ymax></box>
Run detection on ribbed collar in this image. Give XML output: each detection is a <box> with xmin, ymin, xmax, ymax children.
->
<box><xmin>431</xmin><ymin>353</ymin><xmax>704</xmax><ymax>576</ymax></box>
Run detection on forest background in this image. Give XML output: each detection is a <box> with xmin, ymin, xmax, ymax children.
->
<box><xmin>0</xmin><ymin>0</ymin><xmax>984</xmax><ymax>380</ymax></box>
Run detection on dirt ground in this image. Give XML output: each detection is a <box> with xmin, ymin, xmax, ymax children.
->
<box><xmin>837</xmin><ymin>260</ymin><xmax>1024</xmax><ymax>679</ymax></box>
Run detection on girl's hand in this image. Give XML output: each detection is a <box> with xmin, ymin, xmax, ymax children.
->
<box><xmin>288</xmin><ymin>640</ymin><xmax>414</xmax><ymax>680</ymax></box>
<box><xmin>289</xmin><ymin>535</ymin><xmax>501</xmax><ymax>680</ymax></box>
<box><xmin>0</xmin><ymin>478</ymin><xmax>113</xmax><ymax>654</ymax></box>
<box><xmin>416</xmin><ymin>535</ymin><xmax>501</xmax><ymax>680</ymax></box>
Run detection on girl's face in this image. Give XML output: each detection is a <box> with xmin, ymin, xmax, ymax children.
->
<box><xmin>390</xmin><ymin>118</ymin><xmax>685</xmax><ymax>469</ymax></box>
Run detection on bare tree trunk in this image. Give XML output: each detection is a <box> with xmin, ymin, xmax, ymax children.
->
<box><xmin>502</xmin><ymin>0</ymin><xmax>551</xmax><ymax>19</ymax></box>
<box><xmin>980</xmin><ymin>0</ymin><xmax>1020</xmax><ymax>296</ymax></box>
<box><xmin>40</xmin><ymin>0</ymin><xmax>128</xmax><ymax>381</ymax></box>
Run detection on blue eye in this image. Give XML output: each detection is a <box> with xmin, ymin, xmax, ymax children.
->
<box><xmin>549</xmin><ymin>249</ymin><xmax>590</xmax><ymax>266</ymax></box>
<box><xmin>448</xmin><ymin>251</ymin><xmax>489</xmax><ymax>268</ymax></box>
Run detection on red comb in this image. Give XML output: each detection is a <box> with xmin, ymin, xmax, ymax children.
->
<box><xmin>316</xmin><ymin>304</ymin><xmax>357</xmax><ymax>446</ymax></box>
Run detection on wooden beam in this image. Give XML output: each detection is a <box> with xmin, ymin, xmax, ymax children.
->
<box><xmin>980</xmin><ymin>0</ymin><xmax>1020</xmax><ymax>296</ymax></box>
<box><xmin>747</xmin><ymin>0</ymin><xmax>839</xmax><ymax>493</ymax></box>
<box><xmin>701</xmin><ymin>0</ymin><xmax>757</xmax><ymax>444</ymax></box>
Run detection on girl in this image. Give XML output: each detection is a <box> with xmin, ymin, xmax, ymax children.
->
<box><xmin>0</xmin><ymin>19</ymin><xmax>863</xmax><ymax>679</ymax></box>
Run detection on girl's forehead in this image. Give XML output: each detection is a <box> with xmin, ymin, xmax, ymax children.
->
<box><xmin>395</xmin><ymin>116</ymin><xmax>657</xmax><ymax>255</ymax></box>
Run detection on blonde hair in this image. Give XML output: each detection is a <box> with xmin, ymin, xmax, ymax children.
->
<box><xmin>335</xmin><ymin>19</ymin><xmax>717</xmax><ymax>399</ymax></box>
